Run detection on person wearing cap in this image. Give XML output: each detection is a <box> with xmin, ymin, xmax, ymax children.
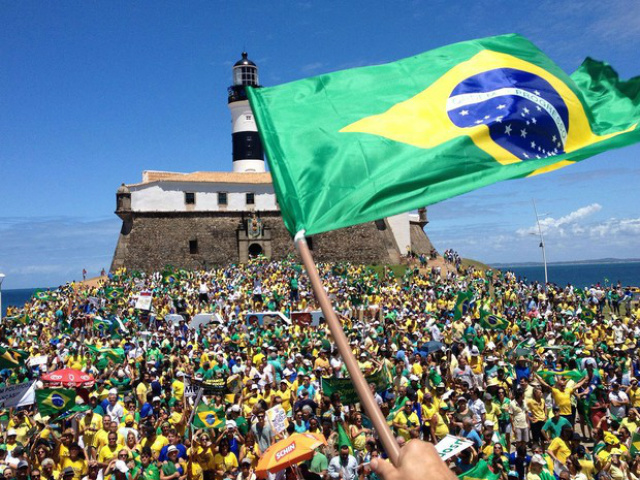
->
<box><xmin>527</xmin><ymin>454</ymin><xmax>547</xmax><ymax>480</ymax></box>
<box><xmin>160</xmin><ymin>445</ymin><xmax>186</xmax><ymax>480</ymax></box>
<box><xmin>236</xmin><ymin>458</ymin><xmax>256</xmax><ymax>480</ymax></box>
<box><xmin>60</xmin><ymin>467</ymin><xmax>76</xmax><ymax>480</ymax></box>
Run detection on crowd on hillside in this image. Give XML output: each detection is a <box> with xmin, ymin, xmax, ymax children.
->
<box><xmin>0</xmin><ymin>256</ymin><xmax>639</xmax><ymax>480</ymax></box>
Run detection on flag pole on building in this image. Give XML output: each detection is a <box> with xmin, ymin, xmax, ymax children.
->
<box><xmin>294</xmin><ymin>231</ymin><xmax>401</xmax><ymax>465</ymax></box>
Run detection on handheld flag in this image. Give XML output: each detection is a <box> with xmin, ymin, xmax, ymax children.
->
<box><xmin>480</xmin><ymin>313</ymin><xmax>510</xmax><ymax>331</ymax></box>
<box><xmin>0</xmin><ymin>346</ymin><xmax>28</xmax><ymax>369</ymax></box>
<box><xmin>453</xmin><ymin>291</ymin><xmax>473</xmax><ymax>320</ymax></box>
<box><xmin>458</xmin><ymin>459</ymin><xmax>500</xmax><ymax>480</ymax></box>
<box><xmin>336</xmin><ymin>422</ymin><xmax>353</xmax><ymax>452</ymax></box>
<box><xmin>192</xmin><ymin>402</ymin><xmax>224</xmax><ymax>430</ymax></box>
<box><xmin>248</xmin><ymin>34</ymin><xmax>640</xmax><ymax>237</ymax></box>
<box><xmin>36</xmin><ymin>388</ymin><xmax>76</xmax><ymax>417</ymax></box>
<box><xmin>631</xmin><ymin>431</ymin><xmax>640</xmax><ymax>457</ymax></box>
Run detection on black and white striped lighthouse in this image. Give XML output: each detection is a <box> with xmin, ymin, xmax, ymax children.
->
<box><xmin>228</xmin><ymin>52</ymin><xmax>265</xmax><ymax>173</ymax></box>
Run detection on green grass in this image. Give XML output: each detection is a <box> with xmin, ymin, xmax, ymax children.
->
<box><xmin>461</xmin><ymin>258</ymin><xmax>492</xmax><ymax>271</ymax></box>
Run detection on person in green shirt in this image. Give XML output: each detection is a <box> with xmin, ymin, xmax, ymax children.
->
<box><xmin>542</xmin><ymin>407</ymin><xmax>572</xmax><ymax>441</ymax></box>
<box><xmin>309</xmin><ymin>449</ymin><xmax>329</xmax><ymax>476</ymax></box>
<box><xmin>132</xmin><ymin>448</ymin><xmax>160</xmax><ymax>480</ymax></box>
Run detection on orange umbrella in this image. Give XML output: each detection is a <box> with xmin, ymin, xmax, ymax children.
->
<box><xmin>256</xmin><ymin>432</ymin><xmax>327</xmax><ymax>478</ymax></box>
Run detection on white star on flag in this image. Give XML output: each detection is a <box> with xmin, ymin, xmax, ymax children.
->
<box><xmin>523</xmin><ymin>107</ymin><xmax>530</xmax><ymax>114</ymax></box>
<box><xmin>460</xmin><ymin>110</ymin><xmax>469</xmax><ymax>116</ymax></box>
<box><xmin>520</xmin><ymin>129</ymin><xmax>527</xmax><ymax>138</ymax></box>
<box><xmin>536</xmin><ymin>106</ymin><xmax>542</xmax><ymax>111</ymax></box>
<box><xmin>505</xmin><ymin>124</ymin><xmax>512</xmax><ymax>135</ymax></box>
<box><xmin>552</xmin><ymin>135</ymin><xmax>557</xmax><ymax>142</ymax></box>
<box><xmin>531</xmin><ymin>118</ymin><xmax>537</xmax><ymax>124</ymax></box>
<box><xmin>531</xmin><ymin>141</ymin><xmax>536</xmax><ymax>148</ymax></box>
<box><xmin>534</xmin><ymin>90</ymin><xmax>541</xmax><ymax>95</ymax></box>
<box><xmin>497</xmin><ymin>104</ymin><xmax>506</xmax><ymax>110</ymax></box>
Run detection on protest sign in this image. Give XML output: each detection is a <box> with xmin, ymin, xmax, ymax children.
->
<box><xmin>321</xmin><ymin>368</ymin><xmax>390</xmax><ymax>405</ymax></box>
<box><xmin>0</xmin><ymin>381</ymin><xmax>36</xmax><ymax>409</ymax></box>
<box><xmin>266</xmin><ymin>405</ymin><xmax>288</xmax><ymax>435</ymax></box>
<box><xmin>435</xmin><ymin>435</ymin><xmax>474</xmax><ymax>461</ymax></box>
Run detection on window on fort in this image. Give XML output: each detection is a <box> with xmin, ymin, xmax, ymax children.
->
<box><xmin>218</xmin><ymin>192</ymin><xmax>228</xmax><ymax>205</ymax></box>
<box><xmin>307</xmin><ymin>236</ymin><xmax>314</xmax><ymax>250</ymax></box>
<box><xmin>246</xmin><ymin>193</ymin><xmax>255</xmax><ymax>205</ymax></box>
<box><xmin>189</xmin><ymin>239</ymin><xmax>199</xmax><ymax>254</ymax></box>
<box><xmin>185</xmin><ymin>192</ymin><xmax>196</xmax><ymax>204</ymax></box>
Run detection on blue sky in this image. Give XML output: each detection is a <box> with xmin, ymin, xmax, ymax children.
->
<box><xmin>1</xmin><ymin>1</ymin><xmax>639</xmax><ymax>288</ymax></box>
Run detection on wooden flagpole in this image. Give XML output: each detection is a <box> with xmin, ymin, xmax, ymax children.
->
<box><xmin>295</xmin><ymin>231</ymin><xmax>400</xmax><ymax>465</ymax></box>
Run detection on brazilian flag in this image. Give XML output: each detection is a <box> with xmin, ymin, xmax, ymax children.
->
<box><xmin>192</xmin><ymin>402</ymin><xmax>224</xmax><ymax>430</ymax></box>
<box><xmin>0</xmin><ymin>347</ymin><xmax>28</xmax><ymax>369</ymax></box>
<box><xmin>581</xmin><ymin>309</ymin><xmax>596</xmax><ymax>324</ymax></box>
<box><xmin>248</xmin><ymin>33</ymin><xmax>640</xmax><ymax>237</ymax></box>
<box><xmin>458</xmin><ymin>460</ymin><xmax>500</xmax><ymax>480</ymax></box>
<box><xmin>86</xmin><ymin>345</ymin><xmax>125</xmax><ymax>364</ymax></box>
<box><xmin>36</xmin><ymin>388</ymin><xmax>76</xmax><ymax>417</ymax></box>
<box><xmin>92</xmin><ymin>317</ymin><xmax>113</xmax><ymax>331</ymax></box>
<box><xmin>104</xmin><ymin>287</ymin><xmax>124</xmax><ymax>300</ymax></box>
<box><xmin>32</xmin><ymin>289</ymin><xmax>55</xmax><ymax>302</ymax></box>
<box><xmin>480</xmin><ymin>313</ymin><xmax>510</xmax><ymax>331</ymax></box>
<box><xmin>453</xmin><ymin>290</ymin><xmax>473</xmax><ymax>320</ymax></box>
<box><xmin>538</xmin><ymin>369</ymin><xmax>586</xmax><ymax>384</ymax></box>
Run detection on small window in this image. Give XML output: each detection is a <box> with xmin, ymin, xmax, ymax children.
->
<box><xmin>218</xmin><ymin>192</ymin><xmax>228</xmax><ymax>205</ymax></box>
<box><xmin>246</xmin><ymin>193</ymin><xmax>255</xmax><ymax>205</ymax></box>
<box><xmin>189</xmin><ymin>239</ymin><xmax>198</xmax><ymax>254</ymax></box>
<box><xmin>185</xmin><ymin>192</ymin><xmax>195</xmax><ymax>204</ymax></box>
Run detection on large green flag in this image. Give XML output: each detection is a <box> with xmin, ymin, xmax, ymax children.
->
<box><xmin>248</xmin><ymin>34</ymin><xmax>640</xmax><ymax>236</ymax></box>
<box><xmin>631</xmin><ymin>431</ymin><xmax>640</xmax><ymax>457</ymax></box>
<box><xmin>479</xmin><ymin>312</ymin><xmax>510</xmax><ymax>331</ymax></box>
<box><xmin>36</xmin><ymin>388</ymin><xmax>76</xmax><ymax>417</ymax></box>
<box><xmin>458</xmin><ymin>460</ymin><xmax>500</xmax><ymax>480</ymax></box>
<box><xmin>192</xmin><ymin>402</ymin><xmax>225</xmax><ymax>430</ymax></box>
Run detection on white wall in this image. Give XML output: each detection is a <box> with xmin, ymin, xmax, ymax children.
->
<box><xmin>130</xmin><ymin>181</ymin><xmax>278</xmax><ymax>212</ymax></box>
<box><xmin>386</xmin><ymin>212</ymin><xmax>411</xmax><ymax>255</ymax></box>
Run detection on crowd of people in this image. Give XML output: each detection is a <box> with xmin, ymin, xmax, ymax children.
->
<box><xmin>0</xmin><ymin>255</ymin><xmax>639</xmax><ymax>480</ymax></box>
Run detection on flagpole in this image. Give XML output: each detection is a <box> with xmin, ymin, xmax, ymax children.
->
<box><xmin>295</xmin><ymin>231</ymin><xmax>400</xmax><ymax>465</ymax></box>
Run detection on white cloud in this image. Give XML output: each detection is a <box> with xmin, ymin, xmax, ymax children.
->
<box><xmin>517</xmin><ymin>203</ymin><xmax>602</xmax><ymax>237</ymax></box>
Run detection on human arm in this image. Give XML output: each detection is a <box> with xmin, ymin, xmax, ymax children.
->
<box><xmin>370</xmin><ymin>440</ymin><xmax>457</xmax><ymax>480</ymax></box>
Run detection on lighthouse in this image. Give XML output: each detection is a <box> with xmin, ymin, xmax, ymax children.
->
<box><xmin>228</xmin><ymin>52</ymin><xmax>265</xmax><ymax>173</ymax></box>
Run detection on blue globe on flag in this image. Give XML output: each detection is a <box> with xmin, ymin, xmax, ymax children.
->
<box><xmin>51</xmin><ymin>394</ymin><xmax>65</xmax><ymax>408</ymax></box>
<box><xmin>447</xmin><ymin>68</ymin><xmax>569</xmax><ymax>161</ymax></box>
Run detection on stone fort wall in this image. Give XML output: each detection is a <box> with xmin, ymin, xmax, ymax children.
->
<box><xmin>111</xmin><ymin>211</ymin><xmax>434</xmax><ymax>272</ymax></box>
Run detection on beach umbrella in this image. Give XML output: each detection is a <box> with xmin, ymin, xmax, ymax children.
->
<box><xmin>41</xmin><ymin>368</ymin><xmax>95</xmax><ymax>388</ymax></box>
<box><xmin>255</xmin><ymin>432</ymin><xmax>327</xmax><ymax>478</ymax></box>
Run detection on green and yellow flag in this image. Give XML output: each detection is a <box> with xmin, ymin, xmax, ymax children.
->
<box><xmin>453</xmin><ymin>291</ymin><xmax>473</xmax><ymax>320</ymax></box>
<box><xmin>192</xmin><ymin>402</ymin><xmax>224</xmax><ymax>430</ymax></box>
<box><xmin>248</xmin><ymin>34</ymin><xmax>640</xmax><ymax>236</ymax></box>
<box><xmin>631</xmin><ymin>431</ymin><xmax>640</xmax><ymax>457</ymax></box>
<box><xmin>480</xmin><ymin>313</ymin><xmax>510</xmax><ymax>331</ymax></box>
<box><xmin>0</xmin><ymin>346</ymin><xmax>28</xmax><ymax>369</ymax></box>
<box><xmin>36</xmin><ymin>388</ymin><xmax>76</xmax><ymax>417</ymax></box>
<box><xmin>458</xmin><ymin>460</ymin><xmax>500</xmax><ymax>480</ymax></box>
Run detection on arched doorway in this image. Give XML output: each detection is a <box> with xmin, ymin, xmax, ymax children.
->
<box><xmin>248</xmin><ymin>243</ymin><xmax>263</xmax><ymax>257</ymax></box>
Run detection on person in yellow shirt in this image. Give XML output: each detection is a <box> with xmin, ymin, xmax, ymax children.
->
<box><xmin>98</xmin><ymin>432</ymin><xmax>121</xmax><ymax>468</ymax></box>
<box><xmin>79</xmin><ymin>410</ymin><xmax>103</xmax><ymax>459</ymax></box>
<box><xmin>392</xmin><ymin>401</ymin><xmax>420</xmax><ymax>441</ymax></box>
<box><xmin>274</xmin><ymin>381</ymin><xmax>293</xmax><ymax>415</ymax></box>
<box><xmin>547</xmin><ymin>426</ymin><xmax>573</xmax><ymax>474</ymax></box>
<box><xmin>171</xmin><ymin>373</ymin><xmax>185</xmax><ymax>403</ymax></box>
<box><xmin>140</xmin><ymin>424</ymin><xmax>169</xmax><ymax>460</ymax></box>
<box><xmin>213</xmin><ymin>442</ymin><xmax>238</xmax><ymax>480</ymax></box>
<box><xmin>7</xmin><ymin>411</ymin><xmax>32</xmax><ymax>446</ymax></box>
<box><xmin>536</xmin><ymin>374</ymin><xmax>587</xmax><ymax>423</ymax></box>
<box><xmin>61</xmin><ymin>444</ymin><xmax>88</xmax><ymax>480</ymax></box>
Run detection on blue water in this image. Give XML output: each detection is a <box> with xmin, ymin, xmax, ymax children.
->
<box><xmin>1</xmin><ymin>287</ymin><xmax>40</xmax><ymax>318</ymax></box>
<box><xmin>496</xmin><ymin>262</ymin><xmax>640</xmax><ymax>287</ymax></box>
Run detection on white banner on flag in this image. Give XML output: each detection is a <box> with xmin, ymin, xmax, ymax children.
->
<box><xmin>135</xmin><ymin>292</ymin><xmax>153</xmax><ymax>311</ymax></box>
<box><xmin>266</xmin><ymin>405</ymin><xmax>288</xmax><ymax>435</ymax></box>
<box><xmin>0</xmin><ymin>381</ymin><xmax>36</xmax><ymax>409</ymax></box>
<box><xmin>183</xmin><ymin>377</ymin><xmax>201</xmax><ymax>400</ymax></box>
<box><xmin>435</xmin><ymin>435</ymin><xmax>474</xmax><ymax>461</ymax></box>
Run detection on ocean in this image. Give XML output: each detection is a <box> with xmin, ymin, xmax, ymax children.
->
<box><xmin>1</xmin><ymin>287</ymin><xmax>41</xmax><ymax>317</ymax></box>
<box><xmin>494</xmin><ymin>262</ymin><xmax>640</xmax><ymax>287</ymax></box>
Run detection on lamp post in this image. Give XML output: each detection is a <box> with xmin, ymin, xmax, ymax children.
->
<box><xmin>0</xmin><ymin>273</ymin><xmax>5</xmax><ymax>321</ymax></box>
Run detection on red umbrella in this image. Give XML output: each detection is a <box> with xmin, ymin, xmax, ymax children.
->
<box><xmin>41</xmin><ymin>368</ymin><xmax>95</xmax><ymax>387</ymax></box>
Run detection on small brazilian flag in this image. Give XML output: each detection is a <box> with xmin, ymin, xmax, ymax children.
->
<box><xmin>581</xmin><ymin>309</ymin><xmax>596</xmax><ymax>324</ymax></box>
<box><xmin>192</xmin><ymin>402</ymin><xmax>224</xmax><ymax>430</ymax></box>
<box><xmin>458</xmin><ymin>460</ymin><xmax>500</xmax><ymax>480</ymax></box>
<box><xmin>453</xmin><ymin>290</ymin><xmax>473</xmax><ymax>320</ymax></box>
<box><xmin>480</xmin><ymin>313</ymin><xmax>510</xmax><ymax>331</ymax></box>
<box><xmin>32</xmin><ymin>289</ymin><xmax>55</xmax><ymax>302</ymax></box>
<box><xmin>36</xmin><ymin>388</ymin><xmax>76</xmax><ymax>417</ymax></box>
<box><xmin>0</xmin><ymin>346</ymin><xmax>28</xmax><ymax>369</ymax></box>
<box><xmin>104</xmin><ymin>287</ymin><xmax>124</xmax><ymax>300</ymax></box>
